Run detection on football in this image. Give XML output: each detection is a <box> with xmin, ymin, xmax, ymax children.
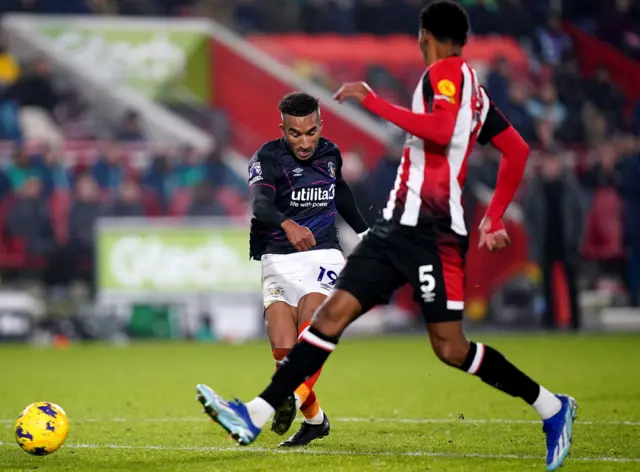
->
<box><xmin>14</xmin><ymin>402</ymin><xmax>70</xmax><ymax>455</ymax></box>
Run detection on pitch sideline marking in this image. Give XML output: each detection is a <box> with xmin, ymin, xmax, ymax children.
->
<box><xmin>2</xmin><ymin>416</ymin><xmax>640</xmax><ymax>426</ymax></box>
<box><xmin>0</xmin><ymin>441</ymin><xmax>638</xmax><ymax>464</ymax></box>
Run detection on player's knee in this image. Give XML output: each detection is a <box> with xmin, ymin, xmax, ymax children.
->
<box><xmin>311</xmin><ymin>303</ymin><xmax>346</xmax><ymax>338</ymax></box>
<box><xmin>432</xmin><ymin>339</ymin><xmax>469</xmax><ymax>368</ymax></box>
<box><xmin>309</xmin><ymin>289</ymin><xmax>362</xmax><ymax>339</ymax></box>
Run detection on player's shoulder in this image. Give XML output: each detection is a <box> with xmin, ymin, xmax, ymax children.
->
<box><xmin>429</xmin><ymin>56</ymin><xmax>465</xmax><ymax>76</ymax></box>
<box><xmin>251</xmin><ymin>139</ymin><xmax>286</xmax><ymax>164</ymax></box>
<box><xmin>315</xmin><ymin>137</ymin><xmax>342</xmax><ymax>159</ymax></box>
<box><xmin>427</xmin><ymin>57</ymin><xmax>465</xmax><ymax>100</ymax></box>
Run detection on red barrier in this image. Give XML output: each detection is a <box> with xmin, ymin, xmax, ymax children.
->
<box><xmin>209</xmin><ymin>40</ymin><xmax>385</xmax><ymax>167</ymax></box>
<box><xmin>565</xmin><ymin>23</ymin><xmax>640</xmax><ymax>104</ymax></box>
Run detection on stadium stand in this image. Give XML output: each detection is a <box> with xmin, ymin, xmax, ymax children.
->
<box><xmin>0</xmin><ymin>0</ymin><xmax>638</xmax><ymax>318</ymax></box>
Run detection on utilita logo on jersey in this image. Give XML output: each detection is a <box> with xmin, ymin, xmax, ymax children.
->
<box><xmin>290</xmin><ymin>184</ymin><xmax>335</xmax><ymax>208</ymax></box>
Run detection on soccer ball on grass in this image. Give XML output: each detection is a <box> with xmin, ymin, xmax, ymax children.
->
<box><xmin>14</xmin><ymin>402</ymin><xmax>70</xmax><ymax>455</ymax></box>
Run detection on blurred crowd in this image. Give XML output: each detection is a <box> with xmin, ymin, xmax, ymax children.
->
<box><xmin>0</xmin><ymin>141</ymin><xmax>247</xmax><ymax>289</ymax></box>
<box><xmin>0</xmin><ymin>0</ymin><xmax>639</xmax><ymax>315</ymax></box>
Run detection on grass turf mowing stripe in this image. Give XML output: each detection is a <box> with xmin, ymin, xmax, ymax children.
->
<box><xmin>2</xmin><ymin>416</ymin><xmax>639</xmax><ymax>426</ymax></box>
<box><xmin>0</xmin><ymin>441</ymin><xmax>639</xmax><ymax>464</ymax></box>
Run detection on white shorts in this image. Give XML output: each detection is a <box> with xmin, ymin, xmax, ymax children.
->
<box><xmin>261</xmin><ymin>249</ymin><xmax>345</xmax><ymax>309</ymax></box>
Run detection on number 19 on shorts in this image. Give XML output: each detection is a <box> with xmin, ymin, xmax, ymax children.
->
<box><xmin>419</xmin><ymin>265</ymin><xmax>436</xmax><ymax>303</ymax></box>
<box><xmin>318</xmin><ymin>266</ymin><xmax>338</xmax><ymax>286</ymax></box>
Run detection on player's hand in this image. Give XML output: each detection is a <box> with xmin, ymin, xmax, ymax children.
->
<box><xmin>333</xmin><ymin>82</ymin><xmax>373</xmax><ymax>104</ymax></box>
<box><xmin>282</xmin><ymin>219</ymin><xmax>316</xmax><ymax>251</ymax></box>
<box><xmin>478</xmin><ymin>217</ymin><xmax>510</xmax><ymax>253</ymax></box>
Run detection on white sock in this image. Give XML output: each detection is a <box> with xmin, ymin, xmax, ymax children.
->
<box><xmin>532</xmin><ymin>386</ymin><xmax>562</xmax><ymax>420</ymax></box>
<box><xmin>304</xmin><ymin>407</ymin><xmax>324</xmax><ymax>425</ymax></box>
<box><xmin>245</xmin><ymin>397</ymin><xmax>275</xmax><ymax>428</ymax></box>
<box><xmin>294</xmin><ymin>393</ymin><xmax>302</xmax><ymax>410</ymax></box>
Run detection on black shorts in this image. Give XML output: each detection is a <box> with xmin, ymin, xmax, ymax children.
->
<box><xmin>336</xmin><ymin>221</ymin><xmax>468</xmax><ymax>323</ymax></box>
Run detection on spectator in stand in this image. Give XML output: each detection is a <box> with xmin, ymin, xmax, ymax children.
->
<box><xmin>9</xmin><ymin>57</ymin><xmax>59</xmax><ymax>117</ymax></box>
<box><xmin>106</xmin><ymin>179</ymin><xmax>145</xmax><ymax>217</ymax></box>
<box><xmin>522</xmin><ymin>151</ymin><xmax>586</xmax><ymax>330</ymax></box>
<box><xmin>144</xmin><ymin>150</ymin><xmax>179</xmax><ymax>210</ymax></box>
<box><xmin>367</xmin><ymin>141</ymin><xmax>403</xmax><ymax>216</ymax></box>
<box><xmin>340</xmin><ymin>147</ymin><xmax>376</xmax><ymax>226</ymax></box>
<box><xmin>187</xmin><ymin>180</ymin><xmax>227</xmax><ymax>216</ymax></box>
<box><xmin>0</xmin><ymin>162</ymin><xmax>11</xmax><ymax>201</ymax></box>
<box><xmin>301</xmin><ymin>0</ymin><xmax>357</xmax><ymax>35</ymax></box>
<box><xmin>465</xmin><ymin>0</ymin><xmax>499</xmax><ymax>36</ymax></box>
<box><xmin>582</xmin><ymin>105</ymin><xmax>610</xmax><ymax>148</ymax></box>
<box><xmin>7</xmin><ymin>145</ymin><xmax>39</xmax><ymax>190</ymax></box>
<box><xmin>0</xmin><ymin>83</ymin><xmax>21</xmax><ymax>141</ymax></box>
<box><xmin>65</xmin><ymin>174</ymin><xmax>102</xmax><ymax>286</ymax></box>
<box><xmin>527</xmin><ymin>83</ymin><xmax>566</xmax><ymax>139</ymax></box>
<box><xmin>176</xmin><ymin>145</ymin><xmax>205</xmax><ymax>188</ymax></box>
<box><xmin>621</xmin><ymin>139</ymin><xmax>640</xmax><ymax>306</ymax></box>
<box><xmin>502</xmin><ymin>82</ymin><xmax>536</xmax><ymax>143</ymax></box>
<box><xmin>500</xmin><ymin>0</ymin><xmax>536</xmax><ymax>40</ymax></box>
<box><xmin>535</xmin><ymin>15</ymin><xmax>572</xmax><ymax>66</ymax></box>
<box><xmin>6</xmin><ymin>176</ymin><xmax>55</xmax><ymax>264</ymax></box>
<box><xmin>233</xmin><ymin>0</ymin><xmax>264</xmax><ymax>33</ymax></box>
<box><xmin>554</xmin><ymin>54</ymin><xmax>586</xmax><ymax>143</ymax></box>
<box><xmin>598</xmin><ymin>0</ymin><xmax>640</xmax><ymax>59</ymax></box>
<box><xmin>92</xmin><ymin>143</ymin><xmax>125</xmax><ymax>191</ymax></box>
<box><xmin>0</xmin><ymin>39</ymin><xmax>19</xmax><ymax>87</ymax></box>
<box><xmin>581</xmin><ymin>141</ymin><xmax>623</xmax><ymax>194</ymax></box>
<box><xmin>34</xmin><ymin>144</ymin><xmax>70</xmax><ymax>197</ymax></box>
<box><xmin>587</xmin><ymin>67</ymin><xmax>625</xmax><ymax>131</ymax></box>
<box><xmin>486</xmin><ymin>57</ymin><xmax>511</xmax><ymax>110</ymax></box>
<box><xmin>115</xmin><ymin>109</ymin><xmax>146</xmax><ymax>142</ymax></box>
<box><xmin>204</xmin><ymin>146</ymin><xmax>246</xmax><ymax>194</ymax></box>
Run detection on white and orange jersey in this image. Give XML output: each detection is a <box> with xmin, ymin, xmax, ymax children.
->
<box><xmin>382</xmin><ymin>56</ymin><xmax>510</xmax><ymax>236</ymax></box>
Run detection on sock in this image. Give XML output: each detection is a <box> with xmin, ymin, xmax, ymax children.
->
<box><xmin>460</xmin><ymin>342</ymin><xmax>562</xmax><ymax>419</ymax></box>
<box><xmin>259</xmin><ymin>326</ymin><xmax>338</xmax><ymax>411</ymax></box>
<box><xmin>272</xmin><ymin>348</ymin><xmax>290</xmax><ymax>368</ymax></box>
<box><xmin>298</xmin><ymin>321</ymin><xmax>322</xmax><ymax>392</ymax></box>
<box><xmin>532</xmin><ymin>386</ymin><xmax>563</xmax><ymax>420</ymax></box>
<box><xmin>294</xmin><ymin>383</ymin><xmax>310</xmax><ymax>409</ymax></box>
<box><xmin>300</xmin><ymin>390</ymin><xmax>324</xmax><ymax>424</ymax></box>
<box><xmin>246</xmin><ymin>397</ymin><xmax>275</xmax><ymax>428</ymax></box>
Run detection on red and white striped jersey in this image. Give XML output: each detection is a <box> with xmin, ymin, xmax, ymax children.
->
<box><xmin>383</xmin><ymin>56</ymin><xmax>509</xmax><ymax>236</ymax></box>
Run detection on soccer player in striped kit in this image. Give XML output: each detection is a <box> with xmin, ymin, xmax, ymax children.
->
<box><xmin>196</xmin><ymin>2</ymin><xmax>577</xmax><ymax>469</ymax></box>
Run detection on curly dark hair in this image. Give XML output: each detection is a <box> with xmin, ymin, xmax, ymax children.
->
<box><xmin>278</xmin><ymin>92</ymin><xmax>320</xmax><ymax>117</ymax></box>
<box><xmin>421</xmin><ymin>0</ymin><xmax>470</xmax><ymax>47</ymax></box>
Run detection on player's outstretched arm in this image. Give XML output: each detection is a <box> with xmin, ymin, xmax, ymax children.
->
<box><xmin>361</xmin><ymin>91</ymin><xmax>457</xmax><ymax>148</ymax></box>
<box><xmin>334</xmin><ymin>177</ymin><xmax>369</xmax><ymax>237</ymax></box>
<box><xmin>333</xmin><ymin>82</ymin><xmax>456</xmax><ymax>147</ymax></box>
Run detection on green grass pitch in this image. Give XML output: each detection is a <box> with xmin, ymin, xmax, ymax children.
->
<box><xmin>1</xmin><ymin>333</ymin><xmax>639</xmax><ymax>471</ymax></box>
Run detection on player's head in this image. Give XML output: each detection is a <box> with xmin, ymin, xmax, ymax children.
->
<box><xmin>419</xmin><ymin>0</ymin><xmax>470</xmax><ymax>65</ymax></box>
<box><xmin>279</xmin><ymin>92</ymin><xmax>323</xmax><ymax>161</ymax></box>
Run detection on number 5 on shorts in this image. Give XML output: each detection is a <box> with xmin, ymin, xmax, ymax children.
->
<box><xmin>419</xmin><ymin>265</ymin><xmax>436</xmax><ymax>303</ymax></box>
<box><xmin>318</xmin><ymin>266</ymin><xmax>338</xmax><ymax>285</ymax></box>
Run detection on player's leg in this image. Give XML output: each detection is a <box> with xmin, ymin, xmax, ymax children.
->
<box><xmin>264</xmin><ymin>301</ymin><xmax>299</xmax><ymax>435</ymax></box>
<box><xmin>260</xmin><ymin>254</ymin><xmax>303</xmax><ymax>436</ymax></box>
<box><xmin>415</xmin><ymin>236</ymin><xmax>577</xmax><ymax>471</ymax></box>
<box><xmin>195</xmin><ymin>232</ymin><xmax>405</xmax><ymax>444</ymax></box>
<box><xmin>283</xmin><ymin>249</ymin><xmax>346</xmax><ymax>437</ymax></box>
<box><xmin>272</xmin><ymin>292</ymin><xmax>328</xmax><ymax>446</ymax></box>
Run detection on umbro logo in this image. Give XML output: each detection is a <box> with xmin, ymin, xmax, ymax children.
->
<box><xmin>293</xmin><ymin>168</ymin><xmax>303</xmax><ymax>176</ymax></box>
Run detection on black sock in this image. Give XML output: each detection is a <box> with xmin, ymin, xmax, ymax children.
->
<box><xmin>460</xmin><ymin>342</ymin><xmax>541</xmax><ymax>405</ymax></box>
<box><xmin>259</xmin><ymin>327</ymin><xmax>338</xmax><ymax>409</ymax></box>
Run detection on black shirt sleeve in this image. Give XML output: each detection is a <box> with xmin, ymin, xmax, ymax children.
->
<box><xmin>477</xmin><ymin>89</ymin><xmax>511</xmax><ymax>146</ymax></box>
<box><xmin>248</xmin><ymin>155</ymin><xmax>287</xmax><ymax>229</ymax></box>
<box><xmin>334</xmin><ymin>151</ymin><xmax>368</xmax><ymax>234</ymax></box>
